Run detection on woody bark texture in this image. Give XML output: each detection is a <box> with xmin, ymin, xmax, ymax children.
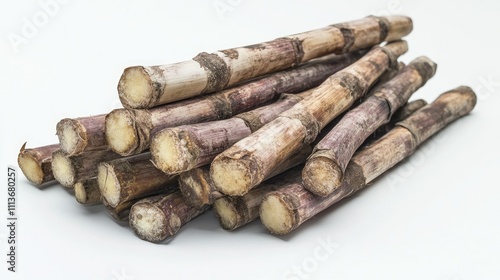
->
<box><xmin>103</xmin><ymin>199</ymin><xmax>137</xmax><ymax>221</ymax></box>
<box><xmin>370</xmin><ymin>99</ymin><xmax>427</xmax><ymax>140</ymax></box>
<box><xmin>151</xmin><ymin>90</ymin><xmax>314</xmax><ymax>175</ymax></box>
<box><xmin>118</xmin><ymin>15</ymin><xmax>412</xmax><ymax>108</ymax></box>
<box><xmin>179</xmin><ymin>146</ymin><xmax>312</xmax><ymax>208</ymax></box>
<box><xmin>259</xmin><ymin>86</ymin><xmax>477</xmax><ymax>235</ymax></box>
<box><xmin>210</xmin><ymin>41</ymin><xmax>408</xmax><ymax>196</ymax></box>
<box><xmin>107</xmin><ymin>51</ymin><xmax>364</xmax><ymax>156</ymax></box>
<box><xmin>302</xmin><ymin>56</ymin><xmax>437</xmax><ymax>196</ymax></box>
<box><xmin>129</xmin><ymin>191</ymin><xmax>210</xmax><ymax>242</ymax></box>
<box><xmin>211</xmin><ymin>98</ymin><xmax>426</xmax><ymax>229</ymax></box>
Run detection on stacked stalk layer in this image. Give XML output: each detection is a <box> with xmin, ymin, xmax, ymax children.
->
<box><xmin>210</xmin><ymin>41</ymin><xmax>408</xmax><ymax>196</ymax></box>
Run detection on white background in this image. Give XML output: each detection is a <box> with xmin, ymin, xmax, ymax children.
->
<box><xmin>1</xmin><ymin>0</ymin><xmax>500</xmax><ymax>279</ymax></box>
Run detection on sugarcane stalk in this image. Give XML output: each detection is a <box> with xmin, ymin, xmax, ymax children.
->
<box><xmin>98</xmin><ymin>153</ymin><xmax>178</xmax><ymax>208</ymax></box>
<box><xmin>362</xmin><ymin>61</ymin><xmax>405</xmax><ymax>101</ymax></box>
<box><xmin>210</xmin><ymin>41</ymin><xmax>408</xmax><ymax>196</ymax></box>
<box><xmin>56</xmin><ymin>114</ymin><xmax>107</xmax><ymax>156</ymax></box>
<box><xmin>51</xmin><ymin>149</ymin><xmax>122</xmax><ymax>188</ymax></box>
<box><xmin>129</xmin><ymin>190</ymin><xmax>210</xmax><ymax>242</ymax></box>
<box><xmin>18</xmin><ymin>143</ymin><xmax>59</xmax><ymax>186</ymax></box>
<box><xmin>259</xmin><ymin>86</ymin><xmax>477</xmax><ymax>235</ymax></box>
<box><xmin>107</xmin><ymin>50</ymin><xmax>365</xmax><ymax>156</ymax></box>
<box><xmin>74</xmin><ymin>178</ymin><xmax>101</xmax><ymax>205</ymax></box>
<box><xmin>209</xmin><ymin>94</ymin><xmax>414</xmax><ymax>229</ymax></box>
<box><xmin>152</xmin><ymin>89</ymin><xmax>315</xmax><ymax>175</ymax></box>
<box><xmin>302</xmin><ymin>56</ymin><xmax>437</xmax><ymax>196</ymax></box>
<box><xmin>213</xmin><ymin>167</ymin><xmax>302</xmax><ymax>231</ymax></box>
<box><xmin>179</xmin><ymin>145</ymin><xmax>312</xmax><ymax>208</ymax></box>
<box><xmin>370</xmin><ymin>99</ymin><xmax>427</xmax><ymax>140</ymax></box>
<box><xmin>213</xmin><ymin>98</ymin><xmax>427</xmax><ymax>229</ymax></box>
<box><xmin>118</xmin><ymin>15</ymin><xmax>412</xmax><ymax>109</ymax></box>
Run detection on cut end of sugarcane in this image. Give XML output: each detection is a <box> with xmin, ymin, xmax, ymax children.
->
<box><xmin>151</xmin><ymin>129</ymin><xmax>194</xmax><ymax>175</ymax></box>
<box><xmin>75</xmin><ymin>179</ymin><xmax>101</xmax><ymax>205</ymax></box>
<box><xmin>74</xmin><ymin>182</ymin><xmax>88</xmax><ymax>204</ymax></box>
<box><xmin>97</xmin><ymin>164</ymin><xmax>121</xmax><ymax>207</ymax></box>
<box><xmin>213</xmin><ymin>198</ymin><xmax>240</xmax><ymax>230</ymax></box>
<box><xmin>302</xmin><ymin>156</ymin><xmax>343</xmax><ymax>197</ymax></box>
<box><xmin>18</xmin><ymin>152</ymin><xmax>44</xmax><ymax>185</ymax></box>
<box><xmin>211</xmin><ymin>157</ymin><xmax>254</xmax><ymax>196</ymax></box>
<box><xmin>129</xmin><ymin>203</ymin><xmax>169</xmax><ymax>243</ymax></box>
<box><xmin>105</xmin><ymin>110</ymin><xmax>138</xmax><ymax>156</ymax></box>
<box><xmin>74</xmin><ymin>181</ymin><xmax>92</xmax><ymax>204</ymax></box>
<box><xmin>118</xmin><ymin>67</ymin><xmax>155</xmax><ymax>109</ymax></box>
<box><xmin>51</xmin><ymin>151</ymin><xmax>76</xmax><ymax>188</ymax></box>
<box><xmin>56</xmin><ymin>118</ymin><xmax>85</xmax><ymax>155</ymax></box>
<box><xmin>260</xmin><ymin>194</ymin><xmax>295</xmax><ymax>235</ymax></box>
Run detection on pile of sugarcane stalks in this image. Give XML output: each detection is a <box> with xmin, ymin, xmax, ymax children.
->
<box><xmin>18</xmin><ymin>15</ymin><xmax>477</xmax><ymax>243</ymax></box>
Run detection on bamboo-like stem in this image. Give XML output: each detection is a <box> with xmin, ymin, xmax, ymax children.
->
<box><xmin>259</xmin><ymin>86</ymin><xmax>477</xmax><ymax>235</ymax></box>
<box><xmin>364</xmin><ymin>61</ymin><xmax>406</xmax><ymax>100</ymax></box>
<box><xmin>213</xmin><ymin>167</ymin><xmax>302</xmax><ymax>231</ymax></box>
<box><xmin>370</xmin><ymin>99</ymin><xmax>427</xmax><ymax>140</ymax></box>
<box><xmin>74</xmin><ymin>178</ymin><xmax>101</xmax><ymax>205</ymax></box>
<box><xmin>209</xmin><ymin>99</ymin><xmax>384</xmax><ymax>227</ymax></box>
<box><xmin>210</xmin><ymin>41</ymin><xmax>408</xmax><ymax>196</ymax></box>
<box><xmin>51</xmin><ymin>149</ymin><xmax>122</xmax><ymax>188</ymax></box>
<box><xmin>129</xmin><ymin>190</ymin><xmax>210</xmax><ymax>242</ymax></box>
<box><xmin>152</xmin><ymin>89</ymin><xmax>315</xmax><ymax>175</ymax></box>
<box><xmin>328</xmin><ymin>60</ymin><xmax>404</xmax><ymax>126</ymax></box>
<box><xmin>159</xmin><ymin>56</ymin><xmax>396</xmax><ymax>176</ymax></box>
<box><xmin>118</xmin><ymin>15</ymin><xmax>412</xmax><ymax>109</ymax></box>
<box><xmin>212</xmin><ymin>98</ymin><xmax>427</xmax><ymax>229</ymax></box>
<box><xmin>302</xmin><ymin>56</ymin><xmax>437</xmax><ymax>196</ymax></box>
<box><xmin>98</xmin><ymin>153</ymin><xmax>178</xmax><ymax>208</ymax></box>
<box><xmin>107</xmin><ymin>51</ymin><xmax>365</xmax><ymax>156</ymax></box>
<box><xmin>56</xmin><ymin>114</ymin><xmax>107</xmax><ymax>156</ymax></box>
<box><xmin>179</xmin><ymin>146</ymin><xmax>312</xmax><ymax>208</ymax></box>
<box><xmin>18</xmin><ymin>143</ymin><xmax>59</xmax><ymax>186</ymax></box>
